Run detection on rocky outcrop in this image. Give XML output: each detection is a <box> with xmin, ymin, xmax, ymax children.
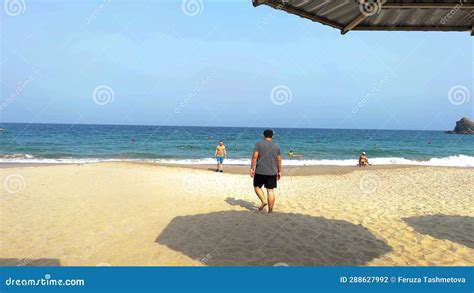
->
<box><xmin>445</xmin><ymin>117</ymin><xmax>474</xmax><ymax>135</ymax></box>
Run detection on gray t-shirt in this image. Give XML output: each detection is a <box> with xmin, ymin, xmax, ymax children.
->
<box><xmin>254</xmin><ymin>140</ymin><xmax>281</xmax><ymax>176</ymax></box>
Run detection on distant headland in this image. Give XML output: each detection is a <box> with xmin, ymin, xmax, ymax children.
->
<box><xmin>445</xmin><ymin>117</ymin><xmax>474</xmax><ymax>135</ymax></box>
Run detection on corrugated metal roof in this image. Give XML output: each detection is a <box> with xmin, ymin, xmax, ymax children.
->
<box><xmin>253</xmin><ymin>0</ymin><xmax>474</xmax><ymax>35</ymax></box>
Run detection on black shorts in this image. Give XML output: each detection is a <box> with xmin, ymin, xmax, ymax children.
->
<box><xmin>253</xmin><ymin>173</ymin><xmax>277</xmax><ymax>189</ymax></box>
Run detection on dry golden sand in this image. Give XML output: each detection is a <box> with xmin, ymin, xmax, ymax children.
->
<box><xmin>0</xmin><ymin>162</ymin><xmax>473</xmax><ymax>266</ymax></box>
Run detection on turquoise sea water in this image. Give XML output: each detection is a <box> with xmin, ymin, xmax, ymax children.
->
<box><xmin>0</xmin><ymin>123</ymin><xmax>473</xmax><ymax>166</ymax></box>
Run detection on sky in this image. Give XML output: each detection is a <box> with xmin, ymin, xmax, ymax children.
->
<box><xmin>1</xmin><ymin>0</ymin><xmax>473</xmax><ymax>130</ymax></box>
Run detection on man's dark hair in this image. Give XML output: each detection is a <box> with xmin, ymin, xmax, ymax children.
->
<box><xmin>263</xmin><ymin>129</ymin><xmax>273</xmax><ymax>138</ymax></box>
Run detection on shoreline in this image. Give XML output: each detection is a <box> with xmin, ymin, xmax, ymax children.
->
<box><xmin>0</xmin><ymin>161</ymin><xmax>469</xmax><ymax>176</ymax></box>
<box><xmin>1</xmin><ymin>154</ymin><xmax>473</xmax><ymax>170</ymax></box>
<box><xmin>151</xmin><ymin>163</ymin><xmax>417</xmax><ymax>176</ymax></box>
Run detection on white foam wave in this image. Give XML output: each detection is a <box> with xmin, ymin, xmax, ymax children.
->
<box><xmin>0</xmin><ymin>157</ymin><xmax>118</xmax><ymax>164</ymax></box>
<box><xmin>0</xmin><ymin>155</ymin><xmax>473</xmax><ymax>167</ymax></box>
<box><xmin>152</xmin><ymin>155</ymin><xmax>474</xmax><ymax>167</ymax></box>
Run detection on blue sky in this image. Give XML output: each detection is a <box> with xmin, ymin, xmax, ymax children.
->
<box><xmin>1</xmin><ymin>0</ymin><xmax>472</xmax><ymax>130</ymax></box>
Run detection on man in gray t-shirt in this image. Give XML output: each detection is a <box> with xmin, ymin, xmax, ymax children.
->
<box><xmin>250</xmin><ymin>129</ymin><xmax>282</xmax><ymax>213</ymax></box>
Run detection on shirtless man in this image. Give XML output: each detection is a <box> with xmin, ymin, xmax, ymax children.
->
<box><xmin>214</xmin><ymin>141</ymin><xmax>226</xmax><ymax>172</ymax></box>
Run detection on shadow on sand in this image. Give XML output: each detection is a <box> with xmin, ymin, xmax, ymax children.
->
<box><xmin>156</xmin><ymin>206</ymin><xmax>392</xmax><ymax>266</ymax></box>
<box><xmin>404</xmin><ymin>215</ymin><xmax>474</xmax><ymax>249</ymax></box>
<box><xmin>0</xmin><ymin>258</ymin><xmax>61</xmax><ymax>266</ymax></box>
<box><xmin>224</xmin><ymin>197</ymin><xmax>258</xmax><ymax>211</ymax></box>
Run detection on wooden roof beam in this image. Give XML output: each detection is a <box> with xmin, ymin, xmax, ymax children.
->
<box><xmin>253</xmin><ymin>0</ymin><xmax>343</xmax><ymax>30</ymax></box>
<box><xmin>342</xmin><ymin>0</ymin><xmax>388</xmax><ymax>35</ymax></box>
<box><xmin>353</xmin><ymin>25</ymin><xmax>472</xmax><ymax>32</ymax></box>
<box><xmin>382</xmin><ymin>3</ymin><xmax>474</xmax><ymax>9</ymax></box>
<box><xmin>342</xmin><ymin>14</ymin><xmax>368</xmax><ymax>35</ymax></box>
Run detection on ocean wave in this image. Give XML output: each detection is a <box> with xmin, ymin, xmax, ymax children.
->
<box><xmin>152</xmin><ymin>155</ymin><xmax>474</xmax><ymax>167</ymax></box>
<box><xmin>0</xmin><ymin>153</ymin><xmax>35</xmax><ymax>159</ymax></box>
<box><xmin>1</xmin><ymin>155</ymin><xmax>473</xmax><ymax>167</ymax></box>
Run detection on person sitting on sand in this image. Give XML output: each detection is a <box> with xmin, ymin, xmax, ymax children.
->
<box><xmin>250</xmin><ymin>129</ymin><xmax>282</xmax><ymax>213</ymax></box>
<box><xmin>214</xmin><ymin>141</ymin><xmax>226</xmax><ymax>172</ymax></box>
<box><xmin>359</xmin><ymin>152</ymin><xmax>369</xmax><ymax>167</ymax></box>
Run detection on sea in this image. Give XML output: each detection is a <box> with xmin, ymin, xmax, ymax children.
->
<box><xmin>1</xmin><ymin>123</ymin><xmax>473</xmax><ymax>167</ymax></box>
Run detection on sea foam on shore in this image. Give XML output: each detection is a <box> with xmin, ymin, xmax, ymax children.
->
<box><xmin>1</xmin><ymin>154</ymin><xmax>473</xmax><ymax>167</ymax></box>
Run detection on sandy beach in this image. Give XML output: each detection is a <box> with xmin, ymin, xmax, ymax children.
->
<box><xmin>1</xmin><ymin>162</ymin><xmax>473</xmax><ymax>266</ymax></box>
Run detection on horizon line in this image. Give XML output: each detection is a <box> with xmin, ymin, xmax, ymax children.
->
<box><xmin>0</xmin><ymin>121</ymin><xmax>449</xmax><ymax>132</ymax></box>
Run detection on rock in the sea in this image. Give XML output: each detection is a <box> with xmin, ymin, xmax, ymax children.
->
<box><xmin>445</xmin><ymin>117</ymin><xmax>474</xmax><ymax>135</ymax></box>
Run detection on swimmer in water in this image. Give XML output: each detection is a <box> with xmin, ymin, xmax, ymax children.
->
<box><xmin>288</xmin><ymin>150</ymin><xmax>303</xmax><ymax>158</ymax></box>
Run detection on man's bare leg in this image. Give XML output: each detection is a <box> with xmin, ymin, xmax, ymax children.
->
<box><xmin>267</xmin><ymin>188</ymin><xmax>275</xmax><ymax>213</ymax></box>
<box><xmin>254</xmin><ymin>186</ymin><xmax>267</xmax><ymax>210</ymax></box>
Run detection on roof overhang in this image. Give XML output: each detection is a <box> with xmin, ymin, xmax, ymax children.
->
<box><xmin>252</xmin><ymin>0</ymin><xmax>474</xmax><ymax>35</ymax></box>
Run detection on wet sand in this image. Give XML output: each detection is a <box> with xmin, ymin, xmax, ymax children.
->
<box><xmin>0</xmin><ymin>162</ymin><xmax>417</xmax><ymax>176</ymax></box>
<box><xmin>155</xmin><ymin>163</ymin><xmax>416</xmax><ymax>176</ymax></box>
